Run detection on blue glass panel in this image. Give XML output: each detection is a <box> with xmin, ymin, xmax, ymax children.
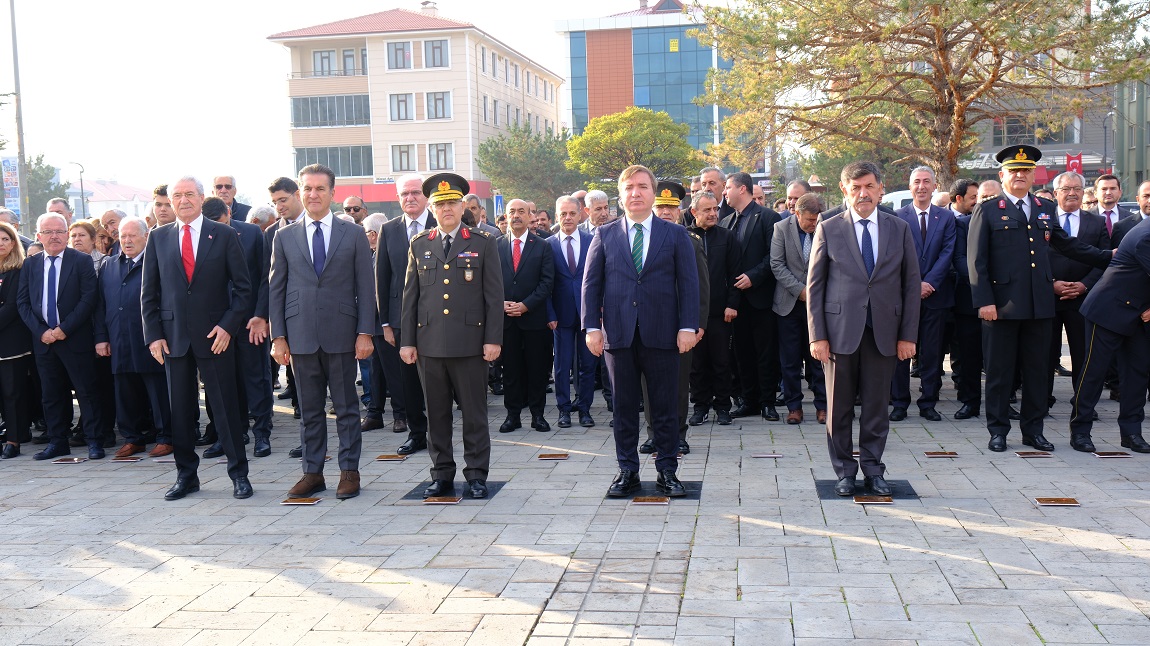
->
<box><xmin>634</xmin><ymin>86</ymin><xmax>650</xmax><ymax>106</ymax></box>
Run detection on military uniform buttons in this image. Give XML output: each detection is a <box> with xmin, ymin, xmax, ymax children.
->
<box><xmin>444</xmin><ymin>279</ymin><xmax>450</xmax><ymax>284</ymax></box>
<box><xmin>444</xmin><ymin>264</ymin><xmax>450</xmax><ymax>270</ymax></box>
<box><xmin>1031</xmin><ymin>263</ymin><xmax>1036</xmax><ymax>268</ymax></box>
<box><xmin>443</xmin><ymin>309</ymin><xmax>450</xmax><ymax>315</ymax></box>
<box><xmin>443</xmin><ymin>294</ymin><xmax>449</xmax><ymax>299</ymax></box>
<box><xmin>1029</xmin><ymin>238</ymin><xmax>1034</xmax><ymax>242</ymax></box>
<box><xmin>1030</xmin><ymin>250</ymin><xmax>1035</xmax><ymax>255</ymax></box>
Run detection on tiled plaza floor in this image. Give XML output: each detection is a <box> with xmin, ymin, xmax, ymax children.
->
<box><xmin>3</xmin><ymin>365</ymin><xmax>1150</xmax><ymax>645</ymax></box>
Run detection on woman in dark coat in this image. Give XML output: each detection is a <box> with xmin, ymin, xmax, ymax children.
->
<box><xmin>0</xmin><ymin>221</ymin><xmax>33</xmax><ymax>457</ymax></box>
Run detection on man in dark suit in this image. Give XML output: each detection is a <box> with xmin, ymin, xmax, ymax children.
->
<box><xmin>547</xmin><ymin>196</ymin><xmax>596</xmax><ymax>429</ymax></box>
<box><xmin>400</xmin><ymin>173</ymin><xmax>504</xmax><ymax>500</ymax></box>
<box><xmin>16</xmin><ymin>213</ymin><xmax>105</xmax><ymax>461</ymax></box>
<box><xmin>1068</xmin><ymin>216</ymin><xmax>1150</xmax><ymax>453</ymax></box>
<box><xmin>376</xmin><ymin>173</ymin><xmax>434</xmax><ymax>455</ymax></box>
<box><xmin>141</xmin><ymin>176</ymin><xmax>253</xmax><ymax>500</ymax></box>
<box><xmin>969</xmin><ymin>146</ymin><xmax>1113</xmax><ymax>453</ymax></box>
<box><xmin>1048</xmin><ymin>171</ymin><xmax>1110</xmax><ymax>410</ymax></box>
<box><xmin>213</xmin><ymin>175</ymin><xmax>252</xmax><ymax>222</ymax></box>
<box><xmin>890</xmin><ymin>167</ymin><xmax>956</xmax><ymax>422</ymax></box>
<box><xmin>950</xmin><ymin>179</ymin><xmax>983</xmax><ymax>419</ymax></box>
<box><xmin>582</xmin><ymin>165</ymin><xmax>699</xmax><ymax>498</ymax></box>
<box><xmin>1094</xmin><ymin>174</ymin><xmax>1133</xmax><ymax>242</ymax></box>
<box><xmin>271</xmin><ymin>164</ymin><xmax>376</xmax><ymax>501</ymax></box>
<box><xmin>266</xmin><ymin>177</ymin><xmax>306</xmax><ymax>430</ymax></box>
<box><xmin>1109</xmin><ymin>180</ymin><xmax>1148</xmax><ymax>248</ymax></box>
<box><xmin>497</xmin><ymin>198</ymin><xmax>555</xmax><ymax>433</ymax></box>
<box><xmin>721</xmin><ymin>171</ymin><xmax>782</xmax><ymax>421</ymax></box>
<box><xmin>94</xmin><ymin>217</ymin><xmax>172</xmax><ymax>458</ymax></box>
<box><xmin>808</xmin><ymin>161</ymin><xmax>921</xmax><ymax>497</ymax></box>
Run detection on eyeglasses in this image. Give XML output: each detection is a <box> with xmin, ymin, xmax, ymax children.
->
<box><xmin>344</xmin><ymin>206</ymin><xmax>364</xmax><ymax>213</ymax></box>
<box><xmin>38</xmin><ymin>230</ymin><xmax>67</xmax><ymax>237</ymax></box>
<box><xmin>215</xmin><ymin>184</ymin><xmax>234</xmax><ymax>190</ymax></box>
<box><xmin>399</xmin><ymin>191</ymin><xmax>422</xmax><ymax>198</ymax></box>
<box><xmin>1054</xmin><ymin>187</ymin><xmax>1084</xmax><ymax>193</ymax></box>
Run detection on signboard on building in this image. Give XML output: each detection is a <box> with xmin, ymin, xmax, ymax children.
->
<box><xmin>669</xmin><ymin>38</ymin><xmax>679</xmax><ymax>52</ymax></box>
<box><xmin>493</xmin><ymin>192</ymin><xmax>503</xmax><ymax>216</ymax></box>
<box><xmin>2</xmin><ymin>157</ymin><xmax>20</xmax><ymax>216</ymax></box>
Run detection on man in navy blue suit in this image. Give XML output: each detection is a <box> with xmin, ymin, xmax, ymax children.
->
<box><xmin>890</xmin><ymin>167</ymin><xmax>956</xmax><ymax>422</ymax></box>
<box><xmin>547</xmin><ymin>195</ymin><xmax>596</xmax><ymax>429</ymax></box>
<box><xmin>582</xmin><ymin>165</ymin><xmax>699</xmax><ymax>498</ymax></box>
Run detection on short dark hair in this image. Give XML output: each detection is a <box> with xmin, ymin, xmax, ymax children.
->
<box><xmin>1095</xmin><ymin>173</ymin><xmax>1120</xmax><ymax>188</ymax></box>
<box><xmin>201</xmin><ymin>196</ymin><xmax>229</xmax><ymax>221</ymax></box>
<box><xmin>840</xmin><ymin>161</ymin><xmax>883</xmax><ymax>186</ymax></box>
<box><xmin>794</xmin><ymin>193</ymin><xmax>825</xmax><ymax>215</ymax></box>
<box><xmin>269</xmin><ymin>176</ymin><xmax>299</xmax><ymax>195</ymax></box>
<box><xmin>153</xmin><ymin>184</ymin><xmax>168</xmax><ymax>198</ymax></box>
<box><xmin>949</xmin><ymin>179</ymin><xmax>978</xmax><ymax>202</ymax></box>
<box><xmin>728</xmin><ymin>172</ymin><xmax>754</xmax><ymax>193</ymax></box>
<box><xmin>298</xmin><ymin>164</ymin><xmax>335</xmax><ymax>190</ymax></box>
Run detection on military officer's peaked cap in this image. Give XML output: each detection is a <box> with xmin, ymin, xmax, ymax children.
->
<box><xmin>655</xmin><ymin>181</ymin><xmax>686</xmax><ymax>207</ymax></box>
<box><xmin>996</xmin><ymin>145</ymin><xmax>1042</xmax><ymax>170</ymax></box>
<box><xmin>423</xmin><ymin>173</ymin><xmax>470</xmax><ymax>204</ymax></box>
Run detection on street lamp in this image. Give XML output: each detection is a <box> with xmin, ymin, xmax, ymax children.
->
<box><xmin>1102</xmin><ymin>110</ymin><xmax>1115</xmax><ymax>176</ymax></box>
<box><xmin>69</xmin><ymin>161</ymin><xmax>85</xmax><ymax>218</ymax></box>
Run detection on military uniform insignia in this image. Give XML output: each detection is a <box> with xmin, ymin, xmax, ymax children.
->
<box><xmin>1045</xmin><ymin>230</ymin><xmax>1051</xmax><ymax>242</ymax></box>
<box><xmin>427</xmin><ymin>229</ymin><xmax>438</xmax><ymax>240</ymax></box>
<box><xmin>423</xmin><ymin>250</ymin><xmax>432</xmax><ymax>259</ymax></box>
<box><xmin>1034</xmin><ymin>197</ymin><xmax>1043</xmax><ymax>207</ymax></box>
<box><xmin>1037</xmin><ymin>213</ymin><xmax>1050</xmax><ymax>220</ymax></box>
<box><xmin>460</xmin><ymin>227</ymin><xmax>471</xmax><ymax>240</ymax></box>
<box><xmin>1001</xmin><ymin>216</ymin><xmax>1009</xmax><ymax>220</ymax></box>
<box><xmin>464</xmin><ymin>269</ymin><xmax>474</xmax><ymax>282</ymax></box>
<box><xmin>457</xmin><ymin>252</ymin><xmax>479</xmax><ymax>258</ymax></box>
<box><xmin>688</xmin><ymin>231</ymin><xmax>701</xmax><ymax>241</ymax></box>
<box><xmin>999</xmin><ymin>200</ymin><xmax>1007</xmax><ymax>209</ymax></box>
<box><xmin>438</xmin><ymin>180</ymin><xmax>450</xmax><ymax>192</ymax></box>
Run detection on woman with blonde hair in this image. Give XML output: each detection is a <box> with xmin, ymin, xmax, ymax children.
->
<box><xmin>0</xmin><ymin>221</ymin><xmax>32</xmax><ymax>457</ymax></box>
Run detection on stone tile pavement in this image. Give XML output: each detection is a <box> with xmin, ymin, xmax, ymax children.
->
<box><xmin>3</xmin><ymin>365</ymin><xmax>1150</xmax><ymax>645</ymax></box>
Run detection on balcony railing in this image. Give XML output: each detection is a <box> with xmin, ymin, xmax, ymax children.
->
<box><xmin>290</xmin><ymin>69</ymin><xmax>367</xmax><ymax>79</ymax></box>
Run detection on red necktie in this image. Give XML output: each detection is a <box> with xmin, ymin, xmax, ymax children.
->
<box><xmin>1104</xmin><ymin>210</ymin><xmax>1114</xmax><ymax>237</ymax></box>
<box><xmin>181</xmin><ymin>224</ymin><xmax>195</xmax><ymax>282</ymax></box>
<box><xmin>512</xmin><ymin>238</ymin><xmax>521</xmax><ymax>272</ymax></box>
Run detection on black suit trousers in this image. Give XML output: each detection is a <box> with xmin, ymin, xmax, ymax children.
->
<box><xmin>1048</xmin><ymin>309</ymin><xmax>1086</xmax><ymax>406</ymax></box>
<box><xmin>114</xmin><ymin>371</ymin><xmax>171</xmax><ymax>444</ymax></box>
<box><xmin>953</xmin><ymin>313</ymin><xmax>983</xmax><ymax>407</ymax></box>
<box><xmin>605</xmin><ymin>326</ymin><xmax>679</xmax><ymax>473</ymax></box>
<box><xmin>825</xmin><ymin>326</ymin><xmax>895</xmax><ymax>479</ymax></box>
<box><xmin>733</xmin><ymin>305</ymin><xmax>780</xmax><ymax>407</ymax></box>
<box><xmin>1070</xmin><ymin>322</ymin><xmax>1150</xmax><ymax>438</ymax></box>
<box><xmin>982</xmin><ymin>318</ymin><xmax>1052</xmax><ymax>438</ymax></box>
<box><xmin>502</xmin><ymin>323</ymin><xmax>552</xmax><ymax>416</ymax></box>
<box><xmin>690</xmin><ymin>316</ymin><xmax>733</xmax><ymax>410</ymax></box>
<box><xmin>34</xmin><ymin>346</ymin><xmax>102</xmax><ymax>445</ymax></box>
<box><xmin>0</xmin><ymin>356</ymin><xmax>32</xmax><ymax>442</ymax></box>
<box><xmin>167</xmin><ymin>350</ymin><xmax>247</xmax><ymax>481</ymax></box>
<box><xmin>376</xmin><ymin>328</ymin><xmax>426</xmax><ymax>438</ymax></box>
<box><xmin>777</xmin><ymin>307</ymin><xmax>826</xmax><ymax>412</ymax></box>
<box><xmin>891</xmin><ymin>307</ymin><xmax>945</xmax><ymax>410</ymax></box>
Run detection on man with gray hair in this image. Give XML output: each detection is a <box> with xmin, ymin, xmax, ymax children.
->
<box><xmin>579</xmin><ymin>190</ymin><xmax>611</xmax><ymax>234</ymax></box>
<box><xmin>100</xmin><ymin>209</ymin><xmax>126</xmax><ymax>256</ymax></box>
<box><xmin>0</xmin><ymin>209</ymin><xmax>31</xmax><ymax>249</ymax></box>
<box><xmin>699</xmin><ymin>166</ymin><xmax>733</xmax><ymax>218</ymax></box>
<box><xmin>247</xmin><ymin>204</ymin><xmax>276</xmax><ymax>230</ymax></box>
<box><xmin>46</xmin><ymin>198</ymin><xmax>74</xmax><ymax>225</ymax></box>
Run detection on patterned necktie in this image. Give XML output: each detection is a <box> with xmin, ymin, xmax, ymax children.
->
<box><xmin>631</xmin><ymin>223</ymin><xmax>644</xmax><ymax>273</ymax></box>
<box><xmin>408</xmin><ymin>219</ymin><xmax>419</xmax><ymax>240</ymax></box>
<box><xmin>443</xmin><ymin>233</ymin><xmax>452</xmax><ymax>256</ymax></box>
<box><xmin>312</xmin><ymin>221</ymin><xmax>326</xmax><ymax>276</ymax></box>
<box><xmin>46</xmin><ymin>256</ymin><xmax>58</xmax><ymax>328</ymax></box>
<box><xmin>181</xmin><ymin>224</ymin><xmax>194</xmax><ymax>282</ymax></box>
<box><xmin>512</xmin><ymin>238</ymin><xmax>522</xmax><ymax>272</ymax></box>
<box><xmin>919</xmin><ymin>211</ymin><xmax>927</xmax><ymax>244</ymax></box>
<box><xmin>1104</xmin><ymin>210</ymin><xmax>1114</xmax><ymax>237</ymax></box>
<box><xmin>801</xmin><ymin>231</ymin><xmax>811</xmax><ymax>263</ymax></box>
<box><xmin>860</xmin><ymin>219</ymin><xmax>874</xmax><ymax>277</ymax></box>
<box><xmin>566</xmin><ymin>236</ymin><xmax>576</xmax><ymax>273</ymax></box>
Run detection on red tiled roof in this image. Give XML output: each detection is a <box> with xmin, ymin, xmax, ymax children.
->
<box><xmin>268</xmin><ymin>8</ymin><xmax>471</xmax><ymax>40</ymax></box>
<box><xmin>85</xmin><ymin>180</ymin><xmax>152</xmax><ymax>203</ymax></box>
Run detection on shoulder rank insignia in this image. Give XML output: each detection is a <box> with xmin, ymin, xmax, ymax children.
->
<box><xmin>1034</xmin><ymin>197</ymin><xmax>1043</xmax><ymax>207</ymax></box>
<box><xmin>688</xmin><ymin>231</ymin><xmax>701</xmax><ymax>241</ymax></box>
<box><xmin>460</xmin><ymin>227</ymin><xmax>471</xmax><ymax>240</ymax></box>
<box><xmin>999</xmin><ymin>199</ymin><xmax>1006</xmax><ymax>209</ymax></box>
<box><xmin>412</xmin><ymin>229</ymin><xmax>430</xmax><ymax>240</ymax></box>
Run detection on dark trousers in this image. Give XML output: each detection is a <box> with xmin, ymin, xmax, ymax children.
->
<box><xmin>378</xmin><ymin>329</ymin><xmax>426</xmax><ymax>439</ymax></box>
<box><xmin>1049</xmin><ymin>308</ymin><xmax>1086</xmax><ymax>405</ymax></box>
<box><xmin>167</xmin><ymin>350</ymin><xmax>247</xmax><ymax>481</ymax></box>
<box><xmin>690</xmin><ymin>316</ymin><xmax>733</xmax><ymax>411</ymax></box>
<box><xmin>598</xmin><ymin>355</ymin><xmax>613</xmax><ymax>405</ymax></box>
<box><xmin>891</xmin><ymin>306</ymin><xmax>945</xmax><ymax>410</ymax></box>
<box><xmin>417</xmin><ymin>355</ymin><xmax>490</xmax><ymax>482</ymax></box>
<box><xmin>92</xmin><ymin>355</ymin><xmax>116</xmax><ymax>441</ymax></box>
<box><xmin>554</xmin><ymin>325</ymin><xmax>595</xmax><ymax>413</ymax></box>
<box><xmin>825</xmin><ymin>326</ymin><xmax>896</xmax><ymax>479</ymax></box>
<box><xmin>237</xmin><ymin>336</ymin><xmax>273</xmax><ymax>440</ymax></box>
<box><xmin>777</xmin><ymin>306</ymin><xmax>826</xmax><ymax>412</ymax></box>
<box><xmin>983</xmin><ymin>317</ymin><xmax>1052</xmax><ymax>438</ymax></box>
<box><xmin>605</xmin><ymin>326</ymin><xmax>679</xmax><ymax>473</ymax></box>
<box><xmin>292</xmin><ymin>350</ymin><xmax>362</xmax><ymax>473</ymax></box>
<box><xmin>364</xmin><ymin>337</ymin><xmax>396</xmax><ymax>421</ymax></box>
<box><xmin>644</xmin><ymin>348</ymin><xmax>691</xmax><ymax>442</ymax></box>
<box><xmin>0</xmin><ymin>356</ymin><xmax>31</xmax><ymax>443</ymax></box>
<box><xmin>502</xmin><ymin>323</ymin><xmax>552</xmax><ymax>417</ymax></box>
<box><xmin>114</xmin><ymin>371</ymin><xmax>170</xmax><ymax>444</ymax></box>
<box><xmin>733</xmin><ymin>305</ymin><xmax>779</xmax><ymax>408</ymax></box>
<box><xmin>34</xmin><ymin>345</ymin><xmax>101</xmax><ymax>446</ymax></box>
<box><xmin>1070</xmin><ymin>321</ymin><xmax>1150</xmax><ymax>438</ymax></box>
<box><xmin>953</xmin><ymin>313</ymin><xmax>983</xmax><ymax>407</ymax></box>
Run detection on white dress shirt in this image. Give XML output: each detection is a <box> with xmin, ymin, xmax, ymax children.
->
<box><xmin>40</xmin><ymin>252</ymin><xmax>63</xmax><ymax>326</ymax></box>
<box><xmin>178</xmin><ymin>214</ymin><xmax>205</xmax><ymax>260</ymax></box>
<box><xmin>849</xmin><ymin>209</ymin><xmax>879</xmax><ymax>267</ymax></box>
<box><xmin>1007</xmin><ymin>193</ymin><xmax>1031</xmax><ymax>219</ymax></box>
<box><xmin>404</xmin><ymin>210</ymin><xmax>430</xmax><ymax>239</ymax></box>
<box><xmin>625</xmin><ymin>212</ymin><xmax>654</xmax><ymax>265</ymax></box>
<box><xmin>1056</xmin><ymin>208</ymin><xmax>1080</xmax><ymax>237</ymax></box>
<box><xmin>304</xmin><ymin>213</ymin><xmax>334</xmax><ymax>260</ymax></box>
<box><xmin>560</xmin><ymin>230</ymin><xmax>581</xmax><ymax>266</ymax></box>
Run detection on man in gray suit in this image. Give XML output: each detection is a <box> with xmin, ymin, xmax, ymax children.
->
<box><xmin>807</xmin><ymin>161</ymin><xmax>920</xmax><ymax>497</ymax></box>
<box><xmin>270</xmin><ymin>163</ymin><xmax>375</xmax><ymax>500</ymax></box>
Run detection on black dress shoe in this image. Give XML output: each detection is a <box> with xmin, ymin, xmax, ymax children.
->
<box><xmin>656</xmin><ymin>470</ymin><xmax>686</xmax><ymax>497</ymax></box>
<box><xmin>288</xmin><ymin>445</ymin><xmax>303</xmax><ymax>459</ymax></box>
<box><xmin>242</xmin><ymin>433</ymin><xmax>250</xmax><ymax>445</ymax></box>
<box><xmin>677</xmin><ymin>440</ymin><xmax>690</xmax><ymax>455</ymax></box>
<box><xmin>277</xmin><ymin>387</ymin><xmax>296</xmax><ymax>400</ymax></box>
<box><xmin>467</xmin><ymin>479</ymin><xmax>488</xmax><ymax>499</ymax></box>
<box><xmin>919</xmin><ymin>408</ymin><xmax>942</xmax><ymax>422</ymax></box>
<box><xmin>730</xmin><ymin>404</ymin><xmax>758</xmax><ymax>418</ymax></box>
<box><xmin>865</xmin><ymin>475</ymin><xmax>892</xmax><ymax>496</ymax></box>
<box><xmin>716</xmin><ymin>409</ymin><xmax>732</xmax><ymax>425</ymax></box>
<box><xmin>1069</xmin><ymin>435</ymin><xmax>1096</xmax><ymax>452</ymax></box>
<box><xmin>490</xmin><ymin>384</ymin><xmax>504</xmax><ymax>396</ymax></box>
<box><xmin>1022</xmin><ymin>434</ymin><xmax>1055</xmax><ymax>452</ymax></box>
<box><xmin>33</xmin><ymin>443</ymin><xmax>70</xmax><ymax>461</ymax></box>
<box><xmin>164</xmin><ymin>477</ymin><xmax>201</xmax><ymax>501</ymax></box>
<box><xmin>1008</xmin><ymin>406</ymin><xmax>1021</xmax><ymax>420</ymax></box>
<box><xmin>88</xmin><ymin>443</ymin><xmax>105</xmax><ymax>460</ymax></box>
<box><xmin>688</xmin><ymin>408</ymin><xmax>707</xmax><ymax>426</ymax></box>
<box><xmin>499</xmin><ymin>416</ymin><xmax>522</xmax><ymax>433</ymax></box>
<box><xmin>835</xmin><ymin>476</ymin><xmax>856</xmax><ymax>496</ymax></box>
<box><xmin>532</xmin><ymin>416</ymin><xmax>551</xmax><ymax>432</ymax></box>
<box><xmin>253</xmin><ymin>438</ymin><xmax>271</xmax><ymax>458</ymax></box>
<box><xmin>1</xmin><ymin>443</ymin><xmax>19</xmax><ymax>459</ymax></box>
<box><xmin>424</xmin><ymin>479</ymin><xmax>455</xmax><ymax>498</ymax></box>
<box><xmin>1121</xmin><ymin>434</ymin><xmax>1150</xmax><ymax>453</ymax></box>
<box><xmin>398</xmin><ymin>436</ymin><xmax>427</xmax><ymax>455</ymax></box>
<box><xmin>954</xmin><ymin>404</ymin><xmax>979</xmax><ymax>420</ymax></box>
<box><xmin>232</xmin><ymin>477</ymin><xmax>254</xmax><ymax>499</ymax></box>
<box><xmin>987</xmin><ymin>435</ymin><xmax>1008</xmax><ymax>452</ymax></box>
<box><xmin>639</xmin><ymin>439</ymin><xmax>655</xmax><ymax>454</ymax></box>
<box><xmin>607</xmin><ymin>470</ymin><xmax>641</xmax><ymax>497</ymax></box>
<box><xmin>579</xmin><ymin>411</ymin><xmax>595</xmax><ymax>427</ymax></box>
<box><xmin>557</xmin><ymin>412</ymin><xmax>572</xmax><ymax>428</ymax></box>
<box><xmin>68</xmin><ymin>434</ymin><xmax>86</xmax><ymax>448</ymax></box>
<box><xmin>762</xmin><ymin>406</ymin><xmax>779</xmax><ymax>421</ymax></box>
<box><xmin>195</xmin><ymin>433</ymin><xmax>218</xmax><ymax>447</ymax></box>
<box><xmin>293</xmin><ymin>406</ymin><xmax>301</xmax><ymax>419</ymax></box>
<box><xmin>202</xmin><ymin>443</ymin><xmax>224</xmax><ymax>459</ymax></box>
<box><xmin>1055</xmin><ymin>364</ymin><xmax>1072</xmax><ymax>377</ymax></box>
<box><xmin>889</xmin><ymin>407</ymin><xmax>908</xmax><ymax>421</ymax></box>
<box><xmin>31</xmin><ymin>432</ymin><xmax>49</xmax><ymax>445</ymax></box>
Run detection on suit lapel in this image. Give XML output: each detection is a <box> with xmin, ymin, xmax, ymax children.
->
<box><xmin>293</xmin><ymin>220</ymin><xmax>311</xmax><ymax>266</ymax></box>
<box><xmin>193</xmin><ymin>223</ymin><xmax>216</xmax><ymax>284</ymax></box>
<box><xmin>322</xmin><ymin>220</ymin><xmax>347</xmax><ymax>276</ymax></box>
<box><xmin>57</xmin><ymin>250</ymin><xmax>75</xmax><ymax>294</ymax></box>
<box><xmin>872</xmin><ymin>212</ymin><xmax>895</xmax><ymax>277</ymax></box>
<box><xmin>644</xmin><ymin>218</ymin><xmax>668</xmax><ymax>272</ymax></box>
<box><xmin>430</xmin><ymin>229</ymin><xmax>448</xmax><ymax>263</ymax></box>
<box><xmin>838</xmin><ymin>212</ymin><xmax>870</xmax><ymax>278</ymax></box>
<box><xmin>500</xmin><ymin>236</ymin><xmax>514</xmax><ymax>277</ymax></box>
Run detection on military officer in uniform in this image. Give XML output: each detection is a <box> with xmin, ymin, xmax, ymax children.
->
<box><xmin>968</xmin><ymin>145</ymin><xmax>1113</xmax><ymax>453</ymax></box>
<box><xmin>400</xmin><ymin>173</ymin><xmax>504</xmax><ymax>499</ymax></box>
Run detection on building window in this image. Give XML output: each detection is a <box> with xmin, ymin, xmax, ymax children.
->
<box><xmin>387</xmin><ymin>42</ymin><xmax>412</xmax><ymax>70</ymax></box>
<box><xmin>1130</xmin><ymin>81</ymin><xmax>1138</xmax><ymax>102</ymax></box>
<box><xmin>514</xmin><ymin>64</ymin><xmax>520</xmax><ymax>88</ymax></box>
<box><xmin>1131</xmin><ymin>124</ymin><xmax>1138</xmax><ymax>148</ymax></box>
<box><xmin>294</xmin><ymin>146</ymin><xmax>373</xmax><ymax>177</ymax></box>
<box><xmin>427</xmin><ymin>91</ymin><xmax>452</xmax><ymax>120</ymax></box>
<box><xmin>313</xmin><ymin>50</ymin><xmax>335</xmax><ymax>76</ymax></box>
<box><xmin>493</xmin><ymin>100</ymin><xmax>499</xmax><ymax>126</ymax></box>
<box><xmin>291</xmin><ymin>95</ymin><xmax>371</xmax><ymax>128</ymax></box>
<box><xmin>506</xmin><ymin>104</ymin><xmax>511</xmax><ymax>126</ymax></box>
<box><xmin>515</xmin><ymin>107</ymin><xmax>520</xmax><ymax>127</ymax></box>
<box><xmin>483</xmin><ymin>95</ymin><xmax>489</xmax><ymax>123</ymax></box>
<box><xmin>992</xmin><ymin>116</ymin><xmax>1078</xmax><ymax>146</ymax></box>
<box><xmin>343</xmin><ymin>49</ymin><xmax>356</xmax><ymax>75</ymax></box>
<box><xmin>361</xmin><ymin>48</ymin><xmax>368</xmax><ymax>74</ymax></box>
<box><xmin>428</xmin><ymin>143</ymin><xmax>453</xmax><ymax>171</ymax></box>
<box><xmin>481</xmin><ymin>46</ymin><xmax>487</xmax><ymax>73</ymax></box>
<box><xmin>424</xmin><ymin>39</ymin><xmax>449</xmax><ymax>68</ymax></box>
<box><xmin>504</xmin><ymin>58</ymin><xmax>509</xmax><ymax>84</ymax></box>
<box><xmin>391</xmin><ymin>145</ymin><xmax>416</xmax><ymax>172</ymax></box>
<box><xmin>491</xmin><ymin>52</ymin><xmax>497</xmax><ymax>78</ymax></box>
<box><xmin>389</xmin><ymin>93</ymin><xmax>414</xmax><ymax>121</ymax></box>
<box><xmin>526</xmin><ymin>71</ymin><xmax>531</xmax><ymax>94</ymax></box>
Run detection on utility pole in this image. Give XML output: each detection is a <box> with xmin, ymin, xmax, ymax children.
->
<box><xmin>8</xmin><ymin>0</ymin><xmax>29</xmax><ymax>235</ymax></box>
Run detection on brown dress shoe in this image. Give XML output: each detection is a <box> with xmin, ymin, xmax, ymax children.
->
<box><xmin>336</xmin><ymin>470</ymin><xmax>360</xmax><ymax>499</ymax></box>
<box><xmin>115</xmin><ymin>443</ymin><xmax>146</xmax><ymax>458</ymax></box>
<box><xmin>288</xmin><ymin>473</ymin><xmax>327</xmax><ymax>498</ymax></box>
<box><xmin>392</xmin><ymin>418</ymin><xmax>408</xmax><ymax>433</ymax></box>
<box><xmin>816</xmin><ymin>410</ymin><xmax>827</xmax><ymax>424</ymax></box>
<box><xmin>786</xmin><ymin>409</ymin><xmax>803</xmax><ymax>424</ymax></box>
<box><xmin>149</xmin><ymin>443</ymin><xmax>174</xmax><ymax>457</ymax></box>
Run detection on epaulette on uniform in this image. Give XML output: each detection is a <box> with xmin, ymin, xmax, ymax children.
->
<box><xmin>688</xmin><ymin>231</ymin><xmax>701</xmax><ymax>241</ymax></box>
<box><xmin>472</xmin><ymin>227</ymin><xmax>491</xmax><ymax>237</ymax></box>
<box><xmin>412</xmin><ymin>229</ymin><xmax>431</xmax><ymax>240</ymax></box>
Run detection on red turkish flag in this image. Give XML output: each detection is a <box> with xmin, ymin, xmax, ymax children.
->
<box><xmin>1066</xmin><ymin>153</ymin><xmax>1083</xmax><ymax>174</ymax></box>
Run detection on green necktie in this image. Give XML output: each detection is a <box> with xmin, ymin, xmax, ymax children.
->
<box><xmin>631</xmin><ymin>223</ymin><xmax>644</xmax><ymax>273</ymax></box>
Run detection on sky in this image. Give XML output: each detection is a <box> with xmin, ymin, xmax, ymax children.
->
<box><xmin>0</xmin><ymin>0</ymin><xmax>644</xmax><ymax>203</ymax></box>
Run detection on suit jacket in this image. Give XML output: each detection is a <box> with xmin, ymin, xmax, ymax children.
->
<box><xmin>0</xmin><ymin>267</ymin><xmax>32</xmax><ymax>358</ymax></box>
<box><xmin>17</xmin><ymin>233</ymin><xmax>32</xmax><ymax>251</ymax></box>
<box><xmin>822</xmin><ymin>203</ymin><xmax>898</xmax><ymax>220</ymax></box>
<box><xmin>951</xmin><ymin>214</ymin><xmax>976</xmax><ymax>316</ymax></box>
<box><xmin>806</xmin><ymin>210</ymin><xmax>921</xmax><ymax>356</ymax></box>
<box><xmin>16</xmin><ymin>247</ymin><xmax>98</xmax><ymax>355</ymax></box>
<box><xmin>770</xmin><ymin>216</ymin><xmax>813</xmax><ymax>317</ymax></box>
<box><xmin>499</xmin><ymin>232</ymin><xmax>555</xmax><ymax>330</ymax></box>
<box><xmin>141</xmin><ymin>218</ymin><xmax>253</xmax><ymax>358</ymax></box>
<box><xmin>229</xmin><ymin>218</ymin><xmax>269</xmax><ymax>320</ymax></box>
<box><xmin>1050</xmin><ymin>210</ymin><xmax>1110</xmax><ymax>311</ymax></box>
<box><xmin>894</xmin><ymin>203</ymin><xmax>956</xmax><ymax>310</ymax></box>
<box><xmin>1110</xmin><ymin>212</ymin><xmax>1146</xmax><ymax>248</ymax></box>
<box><xmin>546</xmin><ymin>229</ymin><xmax>593</xmax><ymax>328</ymax></box>
<box><xmin>581</xmin><ymin>214</ymin><xmax>699</xmax><ymax>350</ymax></box>
<box><xmin>1080</xmin><ymin>217</ymin><xmax>1150</xmax><ymax>337</ymax></box>
<box><xmin>93</xmin><ymin>253</ymin><xmax>160</xmax><ymax>374</ymax></box>
<box><xmin>231</xmin><ymin>201</ymin><xmax>252</xmax><ymax>222</ymax></box>
<box><xmin>688</xmin><ymin>231</ymin><xmax>710</xmax><ymax>329</ymax></box>
<box><xmin>269</xmin><ymin>215</ymin><xmax>375</xmax><ymax>354</ymax></box>
<box><xmin>719</xmin><ymin>201</ymin><xmax>780</xmax><ymax>310</ymax></box>
<box><xmin>690</xmin><ymin>224</ymin><xmax>741</xmax><ymax>318</ymax></box>
<box><xmin>376</xmin><ymin>213</ymin><xmax>435</xmax><ymax>329</ymax></box>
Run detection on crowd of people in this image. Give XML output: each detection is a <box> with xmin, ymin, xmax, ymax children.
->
<box><xmin>1</xmin><ymin>142</ymin><xmax>1149</xmax><ymax>502</ymax></box>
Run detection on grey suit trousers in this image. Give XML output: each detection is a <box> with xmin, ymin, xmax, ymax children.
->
<box><xmin>292</xmin><ymin>350</ymin><xmax>363</xmax><ymax>473</ymax></box>
<box><xmin>825</xmin><ymin>326</ymin><xmax>896</xmax><ymax>479</ymax></box>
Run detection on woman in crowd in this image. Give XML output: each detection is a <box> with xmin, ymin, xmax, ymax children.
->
<box><xmin>68</xmin><ymin>219</ymin><xmax>106</xmax><ymax>265</ymax></box>
<box><xmin>0</xmin><ymin>222</ymin><xmax>32</xmax><ymax>458</ymax></box>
